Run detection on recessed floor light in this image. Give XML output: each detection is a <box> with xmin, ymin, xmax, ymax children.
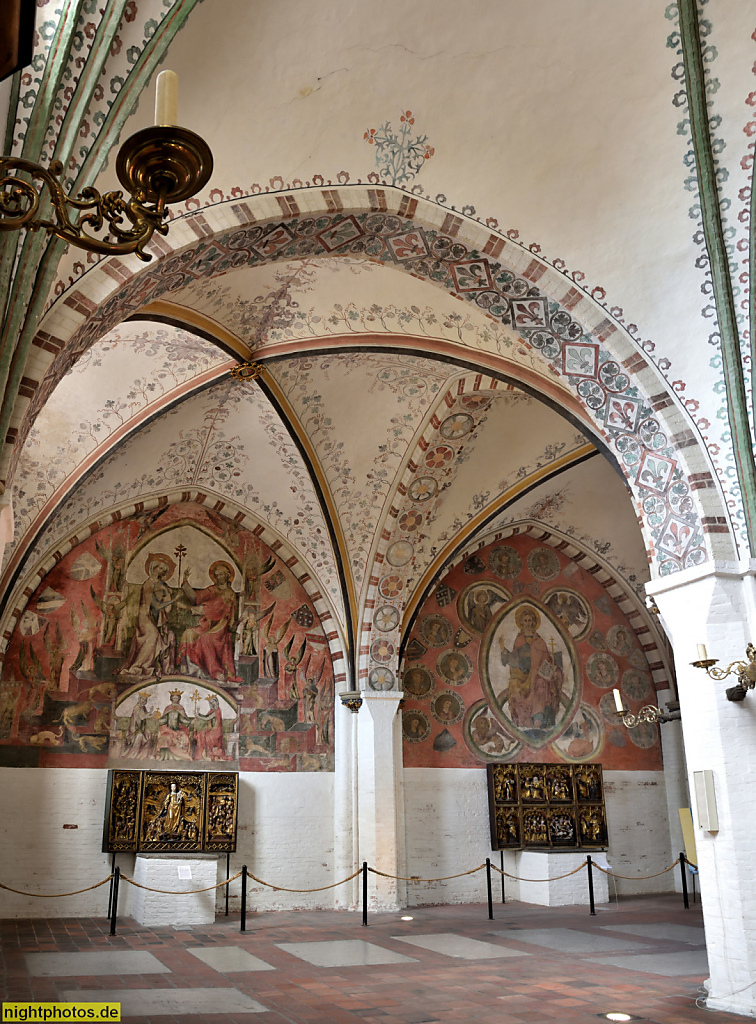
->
<box><xmin>400</xmin><ymin>915</ymin><xmax>414</xmax><ymax>921</ymax></box>
<box><xmin>597</xmin><ymin>1014</ymin><xmax>644</xmax><ymax>1022</ymax></box>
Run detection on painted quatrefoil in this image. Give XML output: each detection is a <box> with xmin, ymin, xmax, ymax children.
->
<box><xmin>399</xmin><ymin>510</ymin><xmax>424</xmax><ymax>533</ymax></box>
<box><xmin>379</xmin><ymin>575</ymin><xmax>404</xmax><ymax>598</ymax></box>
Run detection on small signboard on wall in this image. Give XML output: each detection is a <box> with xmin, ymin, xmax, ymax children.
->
<box><xmin>487</xmin><ymin>762</ymin><xmax>607</xmax><ymax>851</ymax></box>
<box><xmin>103</xmin><ymin>770</ymin><xmax>238</xmax><ymax>853</ymax></box>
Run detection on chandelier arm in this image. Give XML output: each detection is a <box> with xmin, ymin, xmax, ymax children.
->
<box><xmin>706</xmin><ymin>659</ymin><xmax>749</xmax><ymax>681</ymax></box>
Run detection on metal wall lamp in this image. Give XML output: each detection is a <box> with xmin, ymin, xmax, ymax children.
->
<box><xmin>692</xmin><ymin>643</ymin><xmax>756</xmax><ymax>702</ymax></box>
<box><xmin>0</xmin><ymin>72</ymin><xmax>211</xmax><ymax>262</ymax></box>
<box><xmin>611</xmin><ymin>688</ymin><xmax>681</xmax><ymax>728</ymax></box>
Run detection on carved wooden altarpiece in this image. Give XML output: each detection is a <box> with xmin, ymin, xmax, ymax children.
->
<box><xmin>487</xmin><ymin>762</ymin><xmax>607</xmax><ymax>851</ymax></box>
<box><xmin>103</xmin><ymin>769</ymin><xmax>238</xmax><ymax>853</ymax></box>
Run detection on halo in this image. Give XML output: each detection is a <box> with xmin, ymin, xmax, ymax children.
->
<box><xmin>144</xmin><ymin>552</ymin><xmax>176</xmax><ymax>577</ymax></box>
<box><xmin>209</xmin><ymin>559</ymin><xmax>235</xmax><ymax>582</ymax></box>
<box><xmin>514</xmin><ymin>604</ymin><xmax>540</xmax><ymax>630</ymax></box>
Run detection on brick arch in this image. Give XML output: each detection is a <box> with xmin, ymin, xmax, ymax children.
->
<box><xmin>0</xmin><ymin>488</ymin><xmax>348</xmax><ymax>689</ymax></box>
<box><xmin>16</xmin><ymin>185</ymin><xmax>733</xmax><ymax>578</ymax></box>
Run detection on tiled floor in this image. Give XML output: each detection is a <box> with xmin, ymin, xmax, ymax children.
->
<box><xmin>1</xmin><ymin>895</ymin><xmax>753</xmax><ymax>1023</ymax></box>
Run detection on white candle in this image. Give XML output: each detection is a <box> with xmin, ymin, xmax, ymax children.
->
<box><xmin>613</xmin><ymin>688</ymin><xmax>624</xmax><ymax>712</ymax></box>
<box><xmin>155</xmin><ymin>70</ymin><xmax>178</xmax><ymax>126</ymax></box>
<box><xmin>697</xmin><ymin>644</ymin><xmax>708</xmax><ymax>661</ymax></box>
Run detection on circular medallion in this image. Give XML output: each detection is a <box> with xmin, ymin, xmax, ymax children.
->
<box><xmin>543</xmin><ymin>588</ymin><xmax>592</xmax><ymax>640</ymax></box>
<box><xmin>440</xmin><ymin>413</ymin><xmax>474</xmax><ymax>440</ymax></box>
<box><xmin>588</xmin><ymin>630</ymin><xmax>608</xmax><ymax>650</ymax></box>
<box><xmin>629</xmin><ymin>648</ymin><xmax>648</xmax><ymax>671</ymax></box>
<box><xmin>598</xmin><ymin>691</ymin><xmax>621</xmax><ymax>724</ymax></box>
<box><xmin>607</xmin><ymin>624</ymin><xmax>634</xmax><ymax>657</ymax></box>
<box><xmin>419</xmin><ymin>614</ymin><xmax>453</xmax><ymax>648</ymax></box>
<box><xmin>369</xmin><ymin>666</ymin><xmax>396</xmax><ymax>691</ymax></box>
<box><xmin>374</xmin><ymin>605</ymin><xmax>399</xmax><ymax>632</ymax></box>
<box><xmin>398</xmin><ymin>509</ymin><xmax>424</xmax><ymax>533</ymax></box>
<box><xmin>402</xmin><ymin>664</ymin><xmax>433</xmax><ymax>698</ymax></box>
<box><xmin>459</xmin><ymin>393</ymin><xmax>492</xmax><ymax>412</ymax></box>
<box><xmin>488</xmin><ymin>544</ymin><xmax>523</xmax><ymax>580</ymax></box>
<box><xmin>370</xmin><ymin>638</ymin><xmax>395</xmax><ymax>663</ymax></box>
<box><xmin>425</xmin><ymin>445</ymin><xmax>454</xmax><ymax>469</ymax></box>
<box><xmin>551</xmin><ymin>704</ymin><xmax>604</xmax><ymax>762</ymax></box>
<box><xmin>378</xmin><ymin>574</ymin><xmax>404</xmax><ymax>599</ymax></box>
<box><xmin>436</xmin><ymin>649</ymin><xmax>473</xmax><ymax>686</ymax></box>
<box><xmin>458</xmin><ymin>582</ymin><xmax>511</xmax><ymax>634</ymax></box>
<box><xmin>463</xmin><ymin>699</ymin><xmax>521</xmax><ymax>762</ymax></box>
<box><xmin>585</xmin><ymin>651</ymin><xmax>619</xmax><ymax>689</ymax></box>
<box><xmin>402</xmin><ymin>709</ymin><xmax>431</xmax><ymax>743</ymax></box>
<box><xmin>430</xmin><ymin>690</ymin><xmax>465</xmax><ymax>725</ymax></box>
<box><xmin>386</xmin><ymin>540</ymin><xmax>414</xmax><ymax>567</ymax></box>
<box><xmin>621</xmin><ymin>668</ymin><xmax>653</xmax><ymax>702</ymax></box>
<box><xmin>608</xmin><ymin>727</ymin><xmax>627</xmax><ymax>748</ymax></box>
<box><xmin>408</xmin><ymin>476</ymin><xmax>438</xmax><ymax>503</ymax></box>
<box><xmin>527</xmin><ymin>546</ymin><xmax>561</xmax><ymax>581</ymax></box>
<box><xmin>628</xmin><ymin>720</ymin><xmax>659</xmax><ymax>748</ymax></box>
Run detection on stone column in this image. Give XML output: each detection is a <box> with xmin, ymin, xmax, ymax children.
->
<box><xmin>656</xmin><ymin>685</ymin><xmax>688</xmax><ymax>893</ymax></box>
<box><xmin>333</xmin><ymin>696</ymin><xmax>359</xmax><ymax>910</ymax></box>
<box><xmin>648</xmin><ymin>560</ymin><xmax>756</xmax><ymax>1016</ymax></box>
<box><xmin>357</xmin><ymin>692</ymin><xmax>405</xmax><ymax>911</ymax></box>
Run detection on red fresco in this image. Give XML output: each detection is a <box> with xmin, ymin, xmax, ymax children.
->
<box><xmin>401</xmin><ymin>534</ymin><xmax>664</xmax><ymax>771</ymax></box>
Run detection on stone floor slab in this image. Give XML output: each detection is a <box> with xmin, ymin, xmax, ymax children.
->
<box><xmin>592</xmin><ymin>949</ymin><xmax>709</xmax><ymax>976</ymax></box>
<box><xmin>276</xmin><ymin>939</ymin><xmax>417</xmax><ymax>967</ymax></box>
<box><xmin>61</xmin><ymin>988</ymin><xmax>268</xmax><ymax>1014</ymax></box>
<box><xmin>491</xmin><ymin>928</ymin><xmax>650</xmax><ymax>953</ymax></box>
<box><xmin>392</xmin><ymin>932</ymin><xmax>530</xmax><ymax>959</ymax></box>
<box><xmin>26</xmin><ymin>950</ymin><xmax>170</xmax><ymax>977</ymax></box>
<box><xmin>187</xmin><ymin>944</ymin><xmax>275</xmax><ymax>972</ymax></box>
<box><xmin>602</xmin><ymin>923</ymin><xmax>706</xmax><ymax>945</ymax></box>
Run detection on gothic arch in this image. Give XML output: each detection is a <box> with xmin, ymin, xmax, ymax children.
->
<box><xmin>13</xmin><ymin>186</ymin><xmax>733</xmax><ymax>581</ymax></box>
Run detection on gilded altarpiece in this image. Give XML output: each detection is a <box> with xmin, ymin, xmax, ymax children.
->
<box><xmin>103</xmin><ymin>769</ymin><xmax>238</xmax><ymax>853</ymax></box>
<box><xmin>487</xmin><ymin>762</ymin><xmax>607</xmax><ymax>851</ymax></box>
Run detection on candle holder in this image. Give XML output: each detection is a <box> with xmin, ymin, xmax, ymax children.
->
<box><xmin>614</xmin><ymin>700</ymin><xmax>681</xmax><ymax>728</ymax></box>
<box><xmin>691</xmin><ymin>642</ymin><xmax>756</xmax><ymax>702</ymax></box>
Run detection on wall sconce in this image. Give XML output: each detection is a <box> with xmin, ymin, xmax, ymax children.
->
<box><xmin>0</xmin><ymin>71</ymin><xmax>211</xmax><ymax>262</ymax></box>
<box><xmin>692</xmin><ymin>643</ymin><xmax>756</xmax><ymax>702</ymax></box>
<box><xmin>611</xmin><ymin>688</ymin><xmax>681</xmax><ymax>728</ymax></box>
<box><xmin>339</xmin><ymin>691</ymin><xmax>363</xmax><ymax>713</ymax></box>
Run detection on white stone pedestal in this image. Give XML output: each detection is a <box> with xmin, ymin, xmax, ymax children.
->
<box><xmin>515</xmin><ymin>851</ymin><xmax>609</xmax><ymax>906</ymax></box>
<box><xmin>132</xmin><ymin>854</ymin><xmax>219</xmax><ymax>926</ymax></box>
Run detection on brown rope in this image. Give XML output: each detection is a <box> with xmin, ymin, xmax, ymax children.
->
<box><xmin>490</xmin><ymin>861</ymin><xmax>587</xmax><ymax>882</ymax></box>
<box><xmin>592</xmin><ymin>861</ymin><xmax>678</xmax><ymax>881</ymax></box>
<box><xmin>245</xmin><ymin>868</ymin><xmax>363</xmax><ymax>893</ymax></box>
<box><xmin>0</xmin><ymin>875</ymin><xmax>113</xmax><ymax>898</ymax></box>
<box><xmin>368</xmin><ymin>864</ymin><xmax>486</xmax><ymax>882</ymax></box>
<box><xmin>120</xmin><ymin>870</ymin><xmax>243</xmax><ymax>895</ymax></box>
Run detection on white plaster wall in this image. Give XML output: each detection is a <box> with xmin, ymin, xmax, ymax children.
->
<box><xmin>0</xmin><ymin>768</ymin><xmax>335</xmax><ymax>919</ymax></box>
<box><xmin>403</xmin><ymin>768</ymin><xmax>674</xmax><ymax>906</ymax></box>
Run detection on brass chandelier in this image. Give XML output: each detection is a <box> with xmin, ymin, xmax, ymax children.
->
<box><xmin>0</xmin><ymin>72</ymin><xmax>212</xmax><ymax>262</ymax></box>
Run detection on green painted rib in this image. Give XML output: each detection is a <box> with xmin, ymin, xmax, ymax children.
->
<box><xmin>679</xmin><ymin>0</ymin><xmax>756</xmax><ymax>552</ymax></box>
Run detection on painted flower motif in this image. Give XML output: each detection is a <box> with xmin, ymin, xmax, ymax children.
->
<box><xmin>379</xmin><ymin>575</ymin><xmax>404</xmax><ymax>598</ymax></box>
<box><xmin>399</xmin><ymin>510</ymin><xmax>423</xmax><ymax>533</ymax></box>
<box><xmin>364</xmin><ymin>128</ymin><xmax>377</xmax><ymax>144</ymax></box>
<box><xmin>424</xmin><ymin>145</ymin><xmax>435</xmax><ymax>159</ymax></box>
<box><xmin>425</xmin><ymin>445</ymin><xmax>454</xmax><ymax>469</ymax></box>
<box><xmin>400</xmin><ymin>110</ymin><xmax>415</xmax><ymax>124</ymax></box>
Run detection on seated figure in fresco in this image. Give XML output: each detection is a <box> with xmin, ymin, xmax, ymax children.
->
<box><xmin>119</xmin><ymin>553</ymin><xmax>177</xmax><ymax>680</ymax></box>
<box><xmin>194</xmin><ymin>694</ymin><xmax>230</xmax><ymax>761</ymax></box>
<box><xmin>122</xmin><ymin>691</ymin><xmax>153</xmax><ymax>758</ymax></box>
<box><xmin>180</xmin><ymin>561</ymin><xmax>242</xmax><ymax>683</ymax></box>
<box><xmin>498</xmin><ymin>606</ymin><xmax>564</xmax><ymax>734</ymax></box>
<box><xmin>156</xmin><ymin>689</ymin><xmax>193</xmax><ymax>760</ymax></box>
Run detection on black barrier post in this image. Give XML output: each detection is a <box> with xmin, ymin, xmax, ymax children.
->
<box><xmin>680</xmin><ymin>852</ymin><xmax>689</xmax><ymax>910</ymax></box>
<box><xmin>362</xmin><ymin>862</ymin><xmax>368</xmax><ymax>926</ymax></box>
<box><xmin>106</xmin><ymin>853</ymin><xmax>116</xmax><ymax>919</ymax></box>
<box><xmin>586</xmin><ymin>855</ymin><xmax>596</xmax><ymax>916</ymax></box>
<box><xmin>109</xmin><ymin>866</ymin><xmax>120</xmax><ymax>936</ymax></box>
<box><xmin>225</xmin><ymin>853</ymin><xmax>230</xmax><ymax>917</ymax></box>
<box><xmin>486</xmin><ymin>858</ymin><xmax>494</xmax><ymax>920</ymax></box>
<box><xmin>500</xmin><ymin>850</ymin><xmax>505</xmax><ymax>904</ymax></box>
<box><xmin>240</xmin><ymin>865</ymin><xmax>247</xmax><ymax>932</ymax></box>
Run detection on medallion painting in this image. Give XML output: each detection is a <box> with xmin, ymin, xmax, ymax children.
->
<box><xmin>401</xmin><ymin>533</ymin><xmax>663</xmax><ymax>772</ymax></box>
<box><xmin>0</xmin><ymin>502</ymin><xmax>334</xmax><ymax>771</ymax></box>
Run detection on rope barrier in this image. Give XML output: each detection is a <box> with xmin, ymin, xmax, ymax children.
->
<box><xmin>0</xmin><ymin>875</ymin><xmax>113</xmax><ymax>898</ymax></box>
<box><xmin>119</xmin><ymin>870</ymin><xmax>243</xmax><ymax>895</ymax></box>
<box><xmin>245</xmin><ymin>868</ymin><xmax>363</xmax><ymax>893</ymax></box>
<box><xmin>368</xmin><ymin>864</ymin><xmax>486</xmax><ymax>883</ymax></box>
<box><xmin>490</xmin><ymin>861</ymin><xmax>587</xmax><ymax>883</ymax></box>
<box><xmin>592</xmin><ymin>860</ymin><xmax>679</xmax><ymax>881</ymax></box>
